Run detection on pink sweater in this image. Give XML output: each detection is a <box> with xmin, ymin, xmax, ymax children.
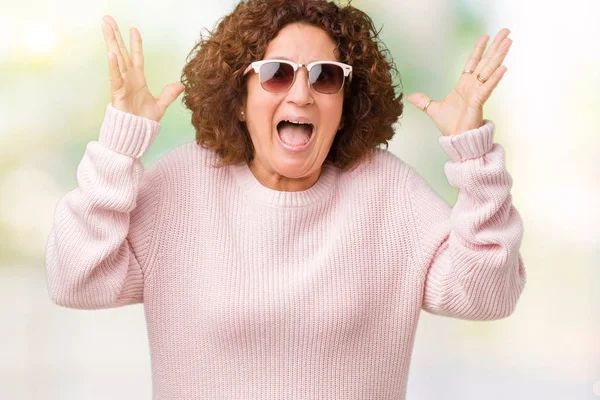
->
<box><xmin>45</xmin><ymin>103</ymin><xmax>526</xmax><ymax>399</ymax></box>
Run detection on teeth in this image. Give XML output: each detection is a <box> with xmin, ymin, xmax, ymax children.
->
<box><xmin>284</xmin><ymin>119</ymin><xmax>311</xmax><ymax>125</ymax></box>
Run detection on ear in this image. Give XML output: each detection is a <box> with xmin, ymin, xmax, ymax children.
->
<box><xmin>238</xmin><ymin>99</ymin><xmax>246</xmax><ymax>122</ymax></box>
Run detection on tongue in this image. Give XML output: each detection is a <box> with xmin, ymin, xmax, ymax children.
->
<box><xmin>278</xmin><ymin>122</ymin><xmax>312</xmax><ymax>146</ymax></box>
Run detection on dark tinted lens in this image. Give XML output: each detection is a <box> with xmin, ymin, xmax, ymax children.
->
<box><xmin>259</xmin><ymin>62</ymin><xmax>295</xmax><ymax>92</ymax></box>
<box><xmin>309</xmin><ymin>63</ymin><xmax>344</xmax><ymax>94</ymax></box>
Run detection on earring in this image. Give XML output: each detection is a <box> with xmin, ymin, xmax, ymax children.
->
<box><xmin>240</xmin><ymin>111</ymin><xmax>245</xmax><ymax>121</ymax></box>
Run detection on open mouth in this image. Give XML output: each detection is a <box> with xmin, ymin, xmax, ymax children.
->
<box><xmin>276</xmin><ymin>120</ymin><xmax>314</xmax><ymax>149</ymax></box>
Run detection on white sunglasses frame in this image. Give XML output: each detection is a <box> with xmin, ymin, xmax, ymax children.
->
<box><xmin>242</xmin><ymin>59</ymin><xmax>353</xmax><ymax>94</ymax></box>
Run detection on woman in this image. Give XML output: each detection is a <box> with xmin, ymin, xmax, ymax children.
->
<box><xmin>45</xmin><ymin>0</ymin><xmax>526</xmax><ymax>398</ymax></box>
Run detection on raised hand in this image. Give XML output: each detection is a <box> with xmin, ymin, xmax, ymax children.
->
<box><xmin>101</xmin><ymin>15</ymin><xmax>184</xmax><ymax>122</ymax></box>
<box><xmin>407</xmin><ymin>28</ymin><xmax>513</xmax><ymax>136</ymax></box>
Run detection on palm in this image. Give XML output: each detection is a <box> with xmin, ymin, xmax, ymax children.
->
<box><xmin>432</xmin><ymin>86</ymin><xmax>482</xmax><ymax>137</ymax></box>
<box><xmin>101</xmin><ymin>15</ymin><xmax>184</xmax><ymax>122</ymax></box>
<box><xmin>407</xmin><ymin>28</ymin><xmax>513</xmax><ymax>136</ymax></box>
<box><xmin>114</xmin><ymin>74</ymin><xmax>161</xmax><ymax>120</ymax></box>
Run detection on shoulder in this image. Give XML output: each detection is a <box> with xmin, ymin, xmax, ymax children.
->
<box><xmin>337</xmin><ymin>148</ymin><xmax>415</xmax><ymax>192</ymax></box>
<box><xmin>152</xmin><ymin>140</ymin><xmax>217</xmax><ymax>166</ymax></box>
<box><xmin>142</xmin><ymin>141</ymin><xmax>230</xmax><ymax>199</ymax></box>
<box><xmin>148</xmin><ymin>141</ymin><xmax>222</xmax><ymax>177</ymax></box>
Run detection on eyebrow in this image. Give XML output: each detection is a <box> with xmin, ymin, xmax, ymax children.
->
<box><xmin>267</xmin><ymin>56</ymin><xmax>294</xmax><ymax>61</ymax></box>
<box><xmin>266</xmin><ymin>56</ymin><xmax>337</xmax><ymax>63</ymax></box>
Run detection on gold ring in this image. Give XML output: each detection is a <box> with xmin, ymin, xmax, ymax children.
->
<box><xmin>423</xmin><ymin>99</ymin><xmax>432</xmax><ymax>113</ymax></box>
<box><xmin>476</xmin><ymin>74</ymin><xmax>486</xmax><ymax>83</ymax></box>
<box><xmin>462</xmin><ymin>69</ymin><xmax>474</xmax><ymax>74</ymax></box>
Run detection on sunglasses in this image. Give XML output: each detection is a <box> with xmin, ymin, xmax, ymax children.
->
<box><xmin>243</xmin><ymin>59</ymin><xmax>353</xmax><ymax>94</ymax></box>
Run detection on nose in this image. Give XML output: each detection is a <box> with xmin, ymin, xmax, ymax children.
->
<box><xmin>285</xmin><ymin>67</ymin><xmax>314</xmax><ymax>106</ymax></box>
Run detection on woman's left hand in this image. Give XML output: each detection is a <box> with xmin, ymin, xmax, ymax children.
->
<box><xmin>407</xmin><ymin>28</ymin><xmax>513</xmax><ymax>136</ymax></box>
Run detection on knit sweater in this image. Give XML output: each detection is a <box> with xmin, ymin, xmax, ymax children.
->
<box><xmin>45</xmin><ymin>103</ymin><xmax>526</xmax><ymax>400</ymax></box>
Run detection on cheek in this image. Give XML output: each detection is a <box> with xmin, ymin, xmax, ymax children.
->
<box><xmin>246</xmin><ymin>86</ymin><xmax>276</xmax><ymax>135</ymax></box>
<box><xmin>328</xmin><ymin>92</ymin><xmax>344</xmax><ymax>115</ymax></box>
<box><xmin>322</xmin><ymin>97</ymin><xmax>344</xmax><ymax>130</ymax></box>
<box><xmin>245</xmin><ymin>106</ymin><xmax>282</xmax><ymax>158</ymax></box>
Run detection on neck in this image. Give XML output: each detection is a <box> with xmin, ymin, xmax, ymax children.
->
<box><xmin>248</xmin><ymin>160</ymin><xmax>321</xmax><ymax>192</ymax></box>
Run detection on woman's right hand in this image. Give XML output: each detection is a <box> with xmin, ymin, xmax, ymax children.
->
<box><xmin>101</xmin><ymin>15</ymin><xmax>184</xmax><ymax>122</ymax></box>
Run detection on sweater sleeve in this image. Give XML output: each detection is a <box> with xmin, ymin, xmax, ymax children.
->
<box><xmin>45</xmin><ymin>103</ymin><xmax>163</xmax><ymax>309</ymax></box>
<box><xmin>407</xmin><ymin>120</ymin><xmax>527</xmax><ymax>321</ymax></box>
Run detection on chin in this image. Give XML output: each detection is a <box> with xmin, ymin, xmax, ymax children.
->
<box><xmin>273</xmin><ymin>159</ymin><xmax>314</xmax><ymax>180</ymax></box>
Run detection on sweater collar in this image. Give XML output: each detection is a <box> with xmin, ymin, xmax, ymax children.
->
<box><xmin>229</xmin><ymin>161</ymin><xmax>338</xmax><ymax>208</ymax></box>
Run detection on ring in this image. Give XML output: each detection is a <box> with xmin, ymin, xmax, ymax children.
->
<box><xmin>476</xmin><ymin>73</ymin><xmax>486</xmax><ymax>83</ymax></box>
<box><xmin>462</xmin><ymin>69</ymin><xmax>474</xmax><ymax>74</ymax></box>
<box><xmin>423</xmin><ymin>99</ymin><xmax>432</xmax><ymax>113</ymax></box>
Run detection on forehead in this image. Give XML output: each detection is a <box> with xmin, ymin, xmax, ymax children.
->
<box><xmin>264</xmin><ymin>23</ymin><xmax>339</xmax><ymax>62</ymax></box>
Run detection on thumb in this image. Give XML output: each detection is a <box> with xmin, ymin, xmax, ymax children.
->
<box><xmin>156</xmin><ymin>82</ymin><xmax>185</xmax><ymax>112</ymax></box>
<box><xmin>406</xmin><ymin>92</ymin><xmax>435</xmax><ymax>115</ymax></box>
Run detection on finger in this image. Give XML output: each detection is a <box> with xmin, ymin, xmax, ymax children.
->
<box><xmin>107</xmin><ymin>51</ymin><xmax>124</xmax><ymax>93</ymax></box>
<box><xmin>103</xmin><ymin>15</ymin><xmax>130</xmax><ymax>72</ymax></box>
<box><xmin>101</xmin><ymin>19</ymin><xmax>127</xmax><ymax>75</ymax></box>
<box><xmin>463</xmin><ymin>35</ymin><xmax>489</xmax><ymax>72</ymax></box>
<box><xmin>477</xmin><ymin>38</ymin><xmax>512</xmax><ymax>84</ymax></box>
<box><xmin>113</xmin><ymin>50</ymin><xmax>127</xmax><ymax>80</ymax></box>
<box><xmin>156</xmin><ymin>82</ymin><xmax>186</xmax><ymax>113</ymax></box>
<box><xmin>477</xmin><ymin>66</ymin><xmax>507</xmax><ymax>102</ymax></box>
<box><xmin>407</xmin><ymin>92</ymin><xmax>437</xmax><ymax>115</ymax></box>
<box><xmin>476</xmin><ymin>28</ymin><xmax>511</xmax><ymax>74</ymax></box>
<box><xmin>129</xmin><ymin>27</ymin><xmax>144</xmax><ymax>70</ymax></box>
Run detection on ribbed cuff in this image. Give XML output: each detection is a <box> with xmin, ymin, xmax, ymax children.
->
<box><xmin>438</xmin><ymin>119</ymin><xmax>495</xmax><ymax>162</ymax></box>
<box><xmin>98</xmin><ymin>103</ymin><xmax>161</xmax><ymax>159</ymax></box>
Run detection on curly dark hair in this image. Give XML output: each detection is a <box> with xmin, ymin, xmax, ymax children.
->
<box><xmin>180</xmin><ymin>0</ymin><xmax>403</xmax><ymax>171</ymax></box>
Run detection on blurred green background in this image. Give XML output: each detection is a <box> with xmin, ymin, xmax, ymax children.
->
<box><xmin>1</xmin><ymin>0</ymin><xmax>598</xmax><ymax>399</ymax></box>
